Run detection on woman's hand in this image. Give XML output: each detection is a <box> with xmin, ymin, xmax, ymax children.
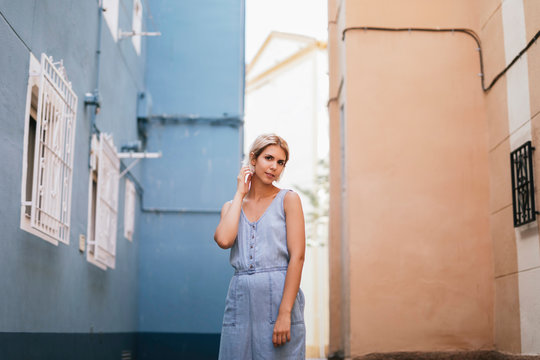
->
<box><xmin>214</xmin><ymin>165</ymin><xmax>254</xmax><ymax>249</ymax></box>
<box><xmin>237</xmin><ymin>166</ymin><xmax>252</xmax><ymax>196</ymax></box>
<box><xmin>272</xmin><ymin>312</ymin><xmax>291</xmax><ymax>347</ymax></box>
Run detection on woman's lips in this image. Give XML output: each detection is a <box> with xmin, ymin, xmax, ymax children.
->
<box><xmin>265</xmin><ymin>172</ymin><xmax>275</xmax><ymax>179</ymax></box>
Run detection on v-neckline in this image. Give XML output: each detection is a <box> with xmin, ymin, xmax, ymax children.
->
<box><xmin>241</xmin><ymin>189</ymin><xmax>283</xmax><ymax>224</ymax></box>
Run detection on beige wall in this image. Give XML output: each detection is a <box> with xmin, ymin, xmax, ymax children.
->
<box><xmin>325</xmin><ymin>0</ymin><xmax>537</xmax><ymax>357</ymax></box>
<box><xmin>328</xmin><ymin>0</ymin><xmax>346</xmax><ymax>356</ymax></box>
<box><xmin>345</xmin><ymin>29</ymin><xmax>492</xmax><ymax>355</ymax></box>
<box><xmin>328</xmin><ymin>0</ymin><xmax>540</xmax><ymax>357</ymax></box>
<box><xmin>328</xmin><ymin>98</ymin><xmax>343</xmax><ymax>356</ymax></box>
<box><xmin>479</xmin><ymin>0</ymin><xmax>522</xmax><ymax>353</ymax></box>
<box><xmin>513</xmin><ymin>0</ymin><xmax>540</xmax><ymax>354</ymax></box>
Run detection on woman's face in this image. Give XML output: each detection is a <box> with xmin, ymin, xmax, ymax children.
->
<box><xmin>251</xmin><ymin>145</ymin><xmax>287</xmax><ymax>184</ymax></box>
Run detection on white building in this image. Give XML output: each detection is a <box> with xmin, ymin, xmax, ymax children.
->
<box><xmin>245</xmin><ymin>31</ymin><xmax>329</xmax><ymax>358</ymax></box>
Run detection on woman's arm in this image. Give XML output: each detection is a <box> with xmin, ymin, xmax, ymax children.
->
<box><xmin>272</xmin><ymin>191</ymin><xmax>306</xmax><ymax>347</ymax></box>
<box><xmin>214</xmin><ymin>166</ymin><xmax>252</xmax><ymax>249</ymax></box>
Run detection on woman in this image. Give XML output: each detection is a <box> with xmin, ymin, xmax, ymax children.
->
<box><xmin>214</xmin><ymin>134</ymin><xmax>306</xmax><ymax>359</ymax></box>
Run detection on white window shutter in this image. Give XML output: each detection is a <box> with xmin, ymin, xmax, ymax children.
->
<box><xmin>94</xmin><ymin>133</ymin><xmax>120</xmax><ymax>269</ymax></box>
<box><xmin>124</xmin><ymin>179</ymin><xmax>136</xmax><ymax>241</ymax></box>
<box><xmin>30</xmin><ymin>53</ymin><xmax>78</xmax><ymax>245</ymax></box>
<box><xmin>102</xmin><ymin>0</ymin><xmax>120</xmax><ymax>41</ymax></box>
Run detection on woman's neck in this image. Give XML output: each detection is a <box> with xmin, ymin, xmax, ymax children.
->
<box><xmin>246</xmin><ymin>178</ymin><xmax>279</xmax><ymax>201</ymax></box>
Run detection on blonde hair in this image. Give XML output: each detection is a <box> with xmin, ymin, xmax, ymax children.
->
<box><xmin>246</xmin><ymin>133</ymin><xmax>289</xmax><ymax>172</ymax></box>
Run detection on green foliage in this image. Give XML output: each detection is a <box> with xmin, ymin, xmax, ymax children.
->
<box><xmin>294</xmin><ymin>157</ymin><xmax>329</xmax><ymax>247</ymax></box>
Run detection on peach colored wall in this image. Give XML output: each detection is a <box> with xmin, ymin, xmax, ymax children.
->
<box><xmin>327</xmin><ymin>1</ymin><xmax>342</xmax><ymax>354</ymax></box>
<box><xmin>328</xmin><ymin>99</ymin><xmax>343</xmax><ymax>356</ymax></box>
<box><xmin>477</xmin><ymin>0</ymin><xmax>522</xmax><ymax>353</ymax></box>
<box><xmin>345</xmin><ymin>0</ymin><xmax>481</xmax><ymax>30</ymax></box>
<box><xmin>328</xmin><ymin>0</ymin><xmax>540</xmax><ymax>356</ymax></box>
<box><xmin>345</xmin><ymin>31</ymin><xmax>493</xmax><ymax>355</ymax></box>
<box><xmin>523</xmin><ymin>0</ymin><xmax>540</xmax><ymax>354</ymax></box>
<box><xmin>487</xmin><ymin>0</ymin><xmax>540</xmax><ymax>354</ymax></box>
<box><xmin>328</xmin><ymin>0</ymin><xmax>497</xmax><ymax>357</ymax></box>
<box><xmin>328</xmin><ymin>0</ymin><xmax>347</xmax><ymax>357</ymax></box>
<box><xmin>477</xmin><ymin>0</ymin><xmax>540</xmax><ymax>353</ymax></box>
<box><xmin>528</xmin><ymin>1</ymin><xmax>540</xmax><ymax>200</ymax></box>
<box><xmin>526</xmin><ymin>0</ymin><xmax>540</xmax><ymax>150</ymax></box>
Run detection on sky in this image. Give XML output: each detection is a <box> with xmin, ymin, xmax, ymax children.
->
<box><xmin>245</xmin><ymin>0</ymin><xmax>328</xmax><ymax>63</ymax></box>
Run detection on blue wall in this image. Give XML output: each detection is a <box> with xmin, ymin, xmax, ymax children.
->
<box><xmin>144</xmin><ymin>0</ymin><xmax>245</xmax><ymax>117</ymax></box>
<box><xmin>0</xmin><ymin>0</ymin><xmax>143</xmax><ymax>357</ymax></box>
<box><xmin>137</xmin><ymin>0</ymin><xmax>245</xmax><ymax>357</ymax></box>
<box><xmin>138</xmin><ymin>123</ymin><xmax>240</xmax><ymax>332</ymax></box>
<box><xmin>1</xmin><ymin>0</ymin><xmax>245</xmax><ymax>358</ymax></box>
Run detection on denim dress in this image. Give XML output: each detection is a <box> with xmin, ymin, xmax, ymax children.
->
<box><xmin>218</xmin><ymin>189</ymin><xmax>306</xmax><ymax>360</ymax></box>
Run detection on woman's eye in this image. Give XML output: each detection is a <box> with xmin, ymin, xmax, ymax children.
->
<box><xmin>265</xmin><ymin>156</ymin><xmax>272</xmax><ymax>160</ymax></box>
<box><xmin>278</xmin><ymin>161</ymin><xmax>284</xmax><ymax>166</ymax></box>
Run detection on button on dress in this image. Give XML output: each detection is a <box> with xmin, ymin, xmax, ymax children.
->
<box><xmin>218</xmin><ymin>189</ymin><xmax>306</xmax><ymax>360</ymax></box>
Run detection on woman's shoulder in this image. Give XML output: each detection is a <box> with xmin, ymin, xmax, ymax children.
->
<box><xmin>282</xmin><ymin>189</ymin><xmax>301</xmax><ymax>210</ymax></box>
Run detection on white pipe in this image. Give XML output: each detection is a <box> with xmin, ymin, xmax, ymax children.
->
<box><xmin>117</xmin><ymin>151</ymin><xmax>162</xmax><ymax>159</ymax></box>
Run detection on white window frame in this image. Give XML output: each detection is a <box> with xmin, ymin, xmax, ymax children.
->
<box><xmin>102</xmin><ymin>0</ymin><xmax>120</xmax><ymax>41</ymax></box>
<box><xmin>20</xmin><ymin>53</ymin><xmax>78</xmax><ymax>246</ymax></box>
<box><xmin>123</xmin><ymin>178</ymin><xmax>136</xmax><ymax>241</ymax></box>
<box><xmin>86</xmin><ymin>133</ymin><xmax>120</xmax><ymax>270</ymax></box>
<box><xmin>131</xmin><ymin>0</ymin><xmax>143</xmax><ymax>55</ymax></box>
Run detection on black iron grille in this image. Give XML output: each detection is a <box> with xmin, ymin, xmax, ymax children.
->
<box><xmin>510</xmin><ymin>141</ymin><xmax>537</xmax><ymax>227</ymax></box>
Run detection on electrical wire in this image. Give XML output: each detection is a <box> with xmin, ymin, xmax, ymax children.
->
<box><xmin>0</xmin><ymin>9</ymin><xmax>31</xmax><ymax>52</ymax></box>
<box><xmin>489</xmin><ymin>29</ymin><xmax>540</xmax><ymax>91</ymax></box>
<box><xmin>341</xmin><ymin>26</ymin><xmax>540</xmax><ymax>92</ymax></box>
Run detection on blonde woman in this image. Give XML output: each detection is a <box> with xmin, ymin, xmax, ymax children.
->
<box><xmin>214</xmin><ymin>134</ymin><xmax>306</xmax><ymax>359</ymax></box>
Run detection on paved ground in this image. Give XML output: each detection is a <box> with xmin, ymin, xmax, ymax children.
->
<box><xmin>339</xmin><ymin>351</ymin><xmax>540</xmax><ymax>360</ymax></box>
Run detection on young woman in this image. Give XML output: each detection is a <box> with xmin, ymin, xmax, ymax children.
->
<box><xmin>214</xmin><ymin>134</ymin><xmax>306</xmax><ymax>359</ymax></box>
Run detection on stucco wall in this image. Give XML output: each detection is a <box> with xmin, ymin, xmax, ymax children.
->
<box><xmin>478</xmin><ymin>0</ymin><xmax>521</xmax><ymax>354</ymax></box>
<box><xmin>144</xmin><ymin>0</ymin><xmax>244</xmax><ymax>118</ymax></box>
<box><xmin>328</xmin><ymin>0</ymin><xmax>347</xmax><ymax>355</ymax></box>
<box><xmin>1</xmin><ymin>0</ymin><xmax>246</xmax><ymax>358</ymax></box>
<box><xmin>328</xmin><ymin>0</ymin><xmax>498</xmax><ymax>356</ymax></box>
<box><xmin>476</xmin><ymin>0</ymin><xmax>540</xmax><ymax>355</ymax></box>
<box><xmin>0</xmin><ymin>0</ymin><xmax>142</xmax><ymax>338</ymax></box>
<box><xmin>137</xmin><ymin>0</ymin><xmax>245</xmax><ymax>354</ymax></box>
<box><xmin>137</xmin><ymin>122</ymin><xmax>242</xmax><ymax>335</ymax></box>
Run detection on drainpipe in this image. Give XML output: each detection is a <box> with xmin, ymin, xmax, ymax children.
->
<box><xmin>84</xmin><ymin>0</ymin><xmax>104</xmax><ymax>167</ymax></box>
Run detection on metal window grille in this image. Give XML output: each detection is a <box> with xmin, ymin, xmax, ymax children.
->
<box><xmin>510</xmin><ymin>141</ymin><xmax>538</xmax><ymax>227</ymax></box>
<box><xmin>92</xmin><ymin>133</ymin><xmax>120</xmax><ymax>269</ymax></box>
<box><xmin>30</xmin><ymin>54</ymin><xmax>78</xmax><ymax>244</ymax></box>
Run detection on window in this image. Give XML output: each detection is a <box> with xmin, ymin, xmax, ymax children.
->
<box><xmin>20</xmin><ymin>53</ymin><xmax>78</xmax><ymax>246</ymax></box>
<box><xmin>87</xmin><ymin>133</ymin><xmax>120</xmax><ymax>270</ymax></box>
<box><xmin>131</xmin><ymin>0</ymin><xmax>143</xmax><ymax>54</ymax></box>
<box><xmin>124</xmin><ymin>178</ymin><xmax>136</xmax><ymax>241</ymax></box>
<box><xmin>102</xmin><ymin>0</ymin><xmax>119</xmax><ymax>41</ymax></box>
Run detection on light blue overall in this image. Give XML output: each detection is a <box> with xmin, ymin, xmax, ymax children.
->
<box><xmin>218</xmin><ymin>189</ymin><xmax>306</xmax><ymax>360</ymax></box>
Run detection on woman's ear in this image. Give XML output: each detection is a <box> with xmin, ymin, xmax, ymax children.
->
<box><xmin>248</xmin><ymin>152</ymin><xmax>256</xmax><ymax>171</ymax></box>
